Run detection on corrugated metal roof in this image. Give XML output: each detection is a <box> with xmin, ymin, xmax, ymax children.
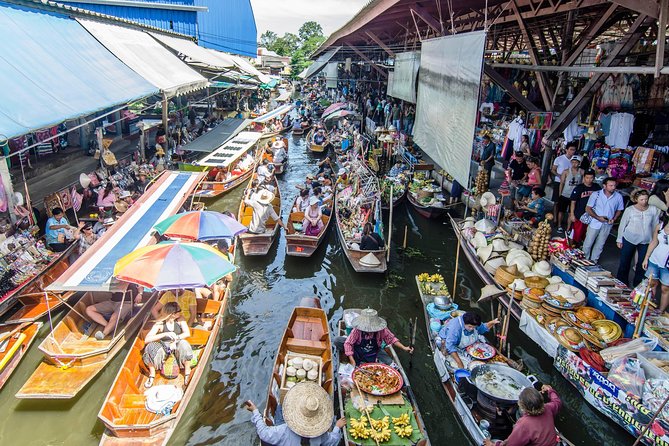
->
<box><xmin>195</xmin><ymin>0</ymin><xmax>257</xmax><ymax>58</ymax></box>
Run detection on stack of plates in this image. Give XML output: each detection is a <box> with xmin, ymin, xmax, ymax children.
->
<box><xmin>592</xmin><ymin>320</ymin><xmax>623</xmax><ymax>344</ymax></box>
<box><xmin>554</xmin><ymin>326</ymin><xmax>587</xmax><ymax>352</ymax></box>
<box><xmin>520</xmin><ymin>288</ymin><xmax>545</xmax><ymax>310</ymax></box>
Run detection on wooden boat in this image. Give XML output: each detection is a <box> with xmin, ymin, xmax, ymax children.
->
<box><xmin>16</xmin><ymin>290</ymin><xmax>158</xmax><ymax>399</ymax></box>
<box><xmin>262</xmin><ymin>302</ymin><xmax>334</xmax><ymax>427</ymax></box>
<box><xmin>292</xmin><ymin>126</ymin><xmax>306</xmax><ymax>135</ymax></box>
<box><xmin>98</xmin><ymin>296</ymin><xmax>225</xmax><ymax>445</ymax></box>
<box><xmin>238</xmin><ymin>174</ymin><xmax>282</xmax><ymax>256</ymax></box>
<box><xmin>272</xmin><ymin>137</ymin><xmax>289</xmax><ymax>175</ymax></box>
<box><xmin>0</xmin><ymin>322</ymin><xmax>42</xmax><ymax>390</ymax></box>
<box><xmin>285</xmin><ymin>195</ymin><xmax>332</xmax><ymax>257</ymax></box>
<box><xmin>191</xmin><ymin>132</ymin><xmax>263</xmax><ymax>200</ymax></box>
<box><xmin>307</xmin><ymin>129</ymin><xmax>328</xmax><ymax>153</ymax></box>
<box><xmin>336</xmin><ymin>310</ymin><xmax>430</xmax><ymax>445</ymax></box>
<box><xmin>449</xmin><ymin>215</ymin><xmax>521</xmax><ymax>319</ymax></box>
<box><xmin>381</xmin><ymin>182</ymin><xmax>407</xmax><ymax>211</ymax></box>
<box><xmin>407</xmin><ymin>190</ymin><xmax>449</xmax><ymax>219</ymax></box>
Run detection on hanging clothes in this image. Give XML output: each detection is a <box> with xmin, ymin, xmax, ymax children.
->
<box><xmin>508</xmin><ymin>116</ymin><xmax>525</xmax><ymax>150</ymax></box>
<box><xmin>605</xmin><ymin>112</ymin><xmax>635</xmax><ymax>148</ymax></box>
<box><xmin>563</xmin><ymin>117</ymin><xmax>580</xmax><ymax>143</ymax></box>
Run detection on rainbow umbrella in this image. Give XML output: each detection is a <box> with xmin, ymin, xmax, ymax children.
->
<box><xmin>153</xmin><ymin>211</ymin><xmax>247</xmax><ymax>241</ymax></box>
<box><xmin>113</xmin><ymin>241</ymin><xmax>236</xmax><ymax>290</ymax></box>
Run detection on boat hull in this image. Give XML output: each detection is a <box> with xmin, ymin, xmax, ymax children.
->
<box><xmin>0</xmin><ymin>322</ymin><xmax>42</xmax><ymax>390</ymax></box>
<box><xmin>237</xmin><ymin>174</ymin><xmax>282</xmax><ymax>256</ymax></box>
<box><xmin>192</xmin><ymin>169</ymin><xmax>254</xmax><ymax>200</ymax></box>
<box><xmin>285</xmin><ymin>196</ymin><xmax>332</xmax><ymax>257</ymax></box>
<box><xmin>408</xmin><ymin>192</ymin><xmax>448</xmax><ymax>219</ymax></box>
<box><xmin>334</xmin><ymin>200</ymin><xmax>387</xmax><ymax>273</ymax></box>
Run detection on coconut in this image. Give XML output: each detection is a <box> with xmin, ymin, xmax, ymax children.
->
<box><xmin>296</xmin><ymin>369</ymin><xmax>307</xmax><ymax>381</ymax></box>
<box><xmin>307</xmin><ymin>369</ymin><xmax>318</xmax><ymax>381</ymax></box>
<box><xmin>286</xmin><ymin>366</ymin><xmax>297</xmax><ymax>377</ymax></box>
<box><xmin>302</xmin><ymin>359</ymin><xmax>314</xmax><ymax>371</ymax></box>
<box><xmin>292</xmin><ymin>357</ymin><xmax>304</xmax><ymax>369</ymax></box>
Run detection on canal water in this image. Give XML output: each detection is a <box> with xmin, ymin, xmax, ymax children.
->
<box><xmin>0</xmin><ymin>135</ymin><xmax>631</xmax><ymax>445</ymax></box>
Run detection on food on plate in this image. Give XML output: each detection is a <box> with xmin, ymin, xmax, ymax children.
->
<box><xmin>466</xmin><ymin>342</ymin><xmax>496</xmax><ymax>360</ymax></box>
<box><xmin>354</xmin><ymin>364</ymin><xmax>402</xmax><ymax>395</ymax></box>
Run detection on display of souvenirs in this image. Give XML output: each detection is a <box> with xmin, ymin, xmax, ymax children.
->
<box><xmin>0</xmin><ymin>231</ymin><xmax>58</xmax><ymax>298</ymax></box>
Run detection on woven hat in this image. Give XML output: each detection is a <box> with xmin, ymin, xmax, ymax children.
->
<box><xmin>360</xmin><ymin>253</ymin><xmax>381</xmax><ymax>267</ymax></box>
<box><xmin>257</xmin><ymin>190</ymin><xmax>275</xmax><ymax>205</ymax></box>
<box><xmin>477</xmin><ymin>244</ymin><xmax>494</xmax><ymax>263</ymax></box>
<box><xmin>508</xmin><ymin>241</ymin><xmax>524</xmax><ymax>250</ymax></box>
<box><xmin>309</xmin><ymin>196</ymin><xmax>319</xmax><ymax>206</ymax></box>
<box><xmin>119</xmin><ymin>190</ymin><xmax>132</xmax><ymax>199</ymax></box>
<box><xmin>484</xmin><ymin>256</ymin><xmax>506</xmax><ymax>274</ymax></box>
<box><xmin>351</xmin><ymin>308</ymin><xmax>387</xmax><ymax>332</ymax></box>
<box><xmin>463</xmin><ymin>217</ymin><xmax>476</xmax><ymax>229</ymax></box>
<box><xmin>480</xmin><ymin>284</ymin><xmax>505</xmax><ymax>301</ymax></box>
<box><xmin>79</xmin><ymin>173</ymin><xmax>91</xmax><ymax>189</ymax></box>
<box><xmin>480</xmin><ymin>192</ymin><xmax>497</xmax><ymax>208</ymax></box>
<box><xmin>509</xmin><ymin>278</ymin><xmax>527</xmax><ymax>291</ymax></box>
<box><xmin>472</xmin><ymin>232</ymin><xmax>488</xmax><ymax>249</ymax></box>
<box><xmin>114</xmin><ymin>200</ymin><xmax>129</xmax><ymax>214</ymax></box>
<box><xmin>272</xmin><ymin>140</ymin><xmax>285</xmax><ymax>149</ymax></box>
<box><xmin>492</xmin><ymin>238</ymin><xmax>510</xmax><ymax>252</ymax></box>
<box><xmin>283</xmin><ymin>382</ymin><xmax>334</xmax><ymax>438</ymax></box>
<box><xmin>474</xmin><ymin>219</ymin><xmax>496</xmax><ymax>234</ymax></box>
<box><xmin>532</xmin><ymin>261</ymin><xmax>551</xmax><ymax>277</ymax></box>
<box><xmin>548</xmin><ymin>275</ymin><xmax>563</xmax><ymax>285</ymax></box>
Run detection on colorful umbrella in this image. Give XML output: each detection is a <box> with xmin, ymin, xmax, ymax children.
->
<box><xmin>114</xmin><ymin>241</ymin><xmax>236</xmax><ymax>290</ymax></box>
<box><xmin>324</xmin><ymin>109</ymin><xmax>353</xmax><ymax>121</ymax></box>
<box><xmin>321</xmin><ymin>102</ymin><xmax>347</xmax><ymax>118</ymax></box>
<box><xmin>153</xmin><ymin>211</ymin><xmax>247</xmax><ymax>241</ymax></box>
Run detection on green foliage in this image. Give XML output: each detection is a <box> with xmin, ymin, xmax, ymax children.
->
<box><xmin>259</xmin><ymin>30</ymin><xmax>277</xmax><ymax>49</ymax></box>
<box><xmin>261</xmin><ymin>21</ymin><xmax>327</xmax><ymax>79</ymax></box>
<box><xmin>298</xmin><ymin>21</ymin><xmax>324</xmax><ymax>42</ymax></box>
<box><xmin>272</xmin><ymin>33</ymin><xmax>300</xmax><ymax>56</ymax></box>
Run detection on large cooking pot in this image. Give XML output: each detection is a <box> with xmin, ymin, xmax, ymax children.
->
<box><xmin>467</xmin><ymin>363</ymin><xmax>537</xmax><ymax>405</ymax></box>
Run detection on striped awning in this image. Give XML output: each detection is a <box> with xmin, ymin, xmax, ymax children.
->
<box><xmin>46</xmin><ymin>171</ymin><xmax>205</xmax><ymax>292</ymax></box>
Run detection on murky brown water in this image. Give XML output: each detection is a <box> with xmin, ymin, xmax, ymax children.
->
<box><xmin>0</xmin><ymin>135</ymin><xmax>631</xmax><ymax>445</ymax></box>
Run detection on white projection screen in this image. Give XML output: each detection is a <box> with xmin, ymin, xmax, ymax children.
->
<box><xmin>325</xmin><ymin>62</ymin><xmax>338</xmax><ymax>88</ymax></box>
<box><xmin>413</xmin><ymin>31</ymin><xmax>486</xmax><ymax>187</ymax></box>
<box><xmin>387</xmin><ymin>51</ymin><xmax>420</xmax><ymax>103</ymax></box>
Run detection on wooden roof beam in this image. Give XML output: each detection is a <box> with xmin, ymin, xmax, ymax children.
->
<box><xmin>608</xmin><ymin>0</ymin><xmax>659</xmax><ymax>18</ymax></box>
<box><xmin>484</xmin><ymin>64</ymin><xmax>541</xmax><ymax>111</ymax></box>
<box><xmin>346</xmin><ymin>45</ymin><xmax>388</xmax><ymax>78</ymax></box>
<box><xmin>411</xmin><ymin>3</ymin><xmax>443</xmax><ymax>34</ymax></box>
<box><xmin>365</xmin><ymin>31</ymin><xmax>396</xmax><ymax>57</ymax></box>
<box><xmin>563</xmin><ymin>3</ymin><xmax>618</xmax><ymax>66</ymax></box>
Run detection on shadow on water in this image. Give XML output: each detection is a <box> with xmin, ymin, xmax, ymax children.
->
<box><xmin>0</xmin><ymin>133</ymin><xmax>634</xmax><ymax>446</ymax></box>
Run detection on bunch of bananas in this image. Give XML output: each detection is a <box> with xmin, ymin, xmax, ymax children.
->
<box><xmin>417</xmin><ymin>273</ymin><xmax>430</xmax><ymax>282</ymax></box>
<box><xmin>370</xmin><ymin>427</ymin><xmax>392</xmax><ymax>442</ymax></box>
<box><xmin>391</xmin><ymin>413</ymin><xmax>410</xmax><ymax>427</ymax></box>
<box><xmin>394</xmin><ymin>424</ymin><xmax>413</xmax><ymax>438</ymax></box>
<box><xmin>428</xmin><ymin>274</ymin><xmax>444</xmax><ymax>283</ymax></box>
<box><xmin>349</xmin><ymin>417</ymin><xmax>370</xmax><ymax>440</ymax></box>
<box><xmin>370</xmin><ymin>416</ymin><xmax>390</xmax><ymax>430</ymax></box>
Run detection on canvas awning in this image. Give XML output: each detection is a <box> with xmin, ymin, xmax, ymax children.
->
<box><xmin>300</xmin><ymin>47</ymin><xmax>341</xmax><ymax>79</ymax></box>
<box><xmin>46</xmin><ymin>171</ymin><xmax>205</xmax><ymax>292</ymax></box>
<box><xmin>0</xmin><ymin>4</ymin><xmax>156</xmax><ymax>139</ymax></box>
<box><xmin>252</xmin><ymin>104</ymin><xmax>294</xmax><ymax>123</ymax></box>
<box><xmin>276</xmin><ymin>89</ymin><xmax>291</xmax><ymax>102</ymax></box>
<box><xmin>78</xmin><ymin>19</ymin><xmax>208</xmax><ymax>97</ymax></box>
<box><xmin>183</xmin><ymin>118</ymin><xmax>252</xmax><ymax>152</ymax></box>
<box><xmin>194</xmin><ymin>132</ymin><xmax>262</xmax><ymax>167</ymax></box>
<box><xmin>219</xmin><ymin>51</ymin><xmax>272</xmax><ymax>84</ymax></box>
<box><xmin>149</xmin><ymin>32</ymin><xmax>237</xmax><ymax>72</ymax></box>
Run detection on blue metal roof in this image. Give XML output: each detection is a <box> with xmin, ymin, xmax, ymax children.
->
<box><xmin>195</xmin><ymin>0</ymin><xmax>257</xmax><ymax>58</ymax></box>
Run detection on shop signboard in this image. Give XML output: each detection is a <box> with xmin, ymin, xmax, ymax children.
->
<box><xmin>555</xmin><ymin>346</ymin><xmax>669</xmax><ymax>446</ymax></box>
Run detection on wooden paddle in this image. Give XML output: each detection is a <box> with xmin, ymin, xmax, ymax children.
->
<box><xmin>0</xmin><ymin>322</ymin><xmax>30</xmax><ymax>345</ymax></box>
<box><xmin>352</xmin><ymin>376</ymin><xmax>380</xmax><ymax>446</ymax></box>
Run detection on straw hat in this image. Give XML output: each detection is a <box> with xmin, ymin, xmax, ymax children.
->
<box><xmin>351</xmin><ymin>308</ymin><xmax>387</xmax><ymax>332</ymax></box>
<box><xmin>548</xmin><ymin>275</ymin><xmax>563</xmax><ymax>285</ymax></box>
<box><xmin>477</xmin><ymin>245</ymin><xmax>494</xmax><ymax>263</ymax></box>
<box><xmin>492</xmin><ymin>238</ymin><xmax>510</xmax><ymax>252</ymax></box>
<box><xmin>484</xmin><ymin>256</ymin><xmax>506</xmax><ymax>273</ymax></box>
<box><xmin>505</xmin><ymin>249</ymin><xmax>532</xmax><ymax>265</ymax></box>
<box><xmin>509</xmin><ymin>256</ymin><xmax>533</xmax><ymax>271</ymax></box>
<box><xmin>532</xmin><ymin>261</ymin><xmax>551</xmax><ymax>277</ymax></box>
<box><xmin>523</xmin><ymin>271</ymin><xmax>539</xmax><ymax>278</ymax></box>
<box><xmin>283</xmin><ymin>382</ymin><xmax>334</xmax><ymax>438</ymax></box>
<box><xmin>472</xmin><ymin>232</ymin><xmax>488</xmax><ymax>249</ymax></box>
<box><xmin>474</xmin><ymin>219</ymin><xmax>496</xmax><ymax>234</ymax></box>
<box><xmin>525</xmin><ymin>275</ymin><xmax>549</xmax><ymax>289</ymax></box>
<box><xmin>480</xmin><ymin>284</ymin><xmax>506</xmax><ymax>300</ymax></box>
<box><xmin>463</xmin><ymin>217</ymin><xmax>476</xmax><ymax>229</ymax></box>
<box><xmin>360</xmin><ymin>252</ymin><xmax>382</xmax><ymax>267</ymax></box>
<box><xmin>509</xmin><ymin>278</ymin><xmax>527</xmax><ymax>291</ymax></box>
<box><xmin>119</xmin><ymin>190</ymin><xmax>132</xmax><ymax>199</ymax></box>
<box><xmin>79</xmin><ymin>173</ymin><xmax>91</xmax><ymax>189</ymax></box>
<box><xmin>272</xmin><ymin>140</ymin><xmax>285</xmax><ymax>149</ymax></box>
<box><xmin>508</xmin><ymin>241</ymin><xmax>524</xmax><ymax>250</ymax></box>
<box><xmin>114</xmin><ymin>200</ymin><xmax>129</xmax><ymax>214</ymax></box>
<box><xmin>309</xmin><ymin>196</ymin><xmax>319</xmax><ymax>206</ymax></box>
<box><xmin>480</xmin><ymin>192</ymin><xmax>497</xmax><ymax>208</ymax></box>
<box><xmin>257</xmin><ymin>190</ymin><xmax>275</xmax><ymax>205</ymax></box>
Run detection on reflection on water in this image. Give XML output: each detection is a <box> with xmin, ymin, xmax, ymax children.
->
<box><xmin>0</xmin><ymin>135</ymin><xmax>632</xmax><ymax>446</ymax></box>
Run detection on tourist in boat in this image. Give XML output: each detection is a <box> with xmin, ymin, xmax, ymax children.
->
<box><xmin>245</xmin><ymin>382</ymin><xmax>345</xmax><ymax>445</ymax></box>
<box><xmin>484</xmin><ymin>385</ymin><xmax>562</xmax><ymax>446</ymax></box>
<box><xmin>292</xmin><ymin>119</ymin><xmax>302</xmax><ymax>131</ymax></box>
<box><xmin>92</xmin><ymin>214</ymin><xmax>108</xmax><ymax>236</ymax></box>
<box><xmin>85</xmin><ymin>286</ymin><xmax>143</xmax><ymax>341</ymax></box>
<box><xmin>359</xmin><ymin>222</ymin><xmax>384</xmax><ymax>250</ymax></box>
<box><xmin>96</xmin><ymin>182</ymin><xmax>117</xmax><ymax>209</ymax></box>
<box><xmin>245</xmin><ymin>189</ymin><xmax>286</xmax><ymax>234</ymax></box>
<box><xmin>257</xmin><ymin>159</ymin><xmax>274</xmax><ymax>181</ymax></box>
<box><xmin>297</xmin><ymin>174</ymin><xmax>317</xmax><ymax>193</ymax></box>
<box><xmin>313</xmin><ymin>129</ymin><xmax>327</xmax><ymax>145</ymax></box>
<box><xmin>142</xmin><ymin>302</ymin><xmax>193</xmax><ymax>388</ymax></box>
<box><xmin>152</xmin><ymin>289</ymin><xmax>198</xmax><ymax>327</ymax></box>
<box><xmin>437</xmin><ymin>311</ymin><xmax>499</xmax><ymax>369</ymax></box>
<box><xmin>45</xmin><ymin>207</ymin><xmax>74</xmax><ymax>252</ymax></box>
<box><xmin>303</xmin><ymin>197</ymin><xmax>324</xmax><ymax>236</ymax></box>
<box><xmin>73</xmin><ymin>222</ymin><xmax>98</xmax><ymax>256</ymax></box>
<box><xmin>388</xmin><ymin>161</ymin><xmax>407</xmax><ymax>177</ymax></box>
<box><xmin>272</xmin><ymin>140</ymin><xmax>287</xmax><ymax>164</ymax></box>
<box><xmin>317</xmin><ymin>156</ymin><xmax>334</xmax><ymax>176</ymax></box>
<box><xmin>338</xmin><ymin>308</ymin><xmax>413</xmax><ymax>366</ymax></box>
<box><xmin>293</xmin><ymin>189</ymin><xmax>310</xmax><ymax>213</ymax></box>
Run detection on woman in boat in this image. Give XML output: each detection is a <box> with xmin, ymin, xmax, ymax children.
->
<box><xmin>142</xmin><ymin>302</ymin><xmax>193</xmax><ymax>388</ymax></box>
<box><xmin>303</xmin><ymin>196</ymin><xmax>324</xmax><ymax>236</ymax></box>
<box><xmin>359</xmin><ymin>222</ymin><xmax>384</xmax><ymax>250</ymax></box>
<box><xmin>484</xmin><ymin>385</ymin><xmax>562</xmax><ymax>446</ymax></box>
<box><xmin>96</xmin><ymin>182</ymin><xmax>116</xmax><ymax>209</ymax></box>
<box><xmin>338</xmin><ymin>308</ymin><xmax>413</xmax><ymax>366</ymax></box>
<box><xmin>152</xmin><ymin>289</ymin><xmax>197</xmax><ymax>327</ymax></box>
<box><xmin>293</xmin><ymin>189</ymin><xmax>310</xmax><ymax>213</ymax></box>
<box><xmin>437</xmin><ymin>311</ymin><xmax>499</xmax><ymax>369</ymax></box>
<box><xmin>272</xmin><ymin>140</ymin><xmax>287</xmax><ymax>165</ymax></box>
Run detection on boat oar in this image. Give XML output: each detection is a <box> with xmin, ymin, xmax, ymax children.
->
<box><xmin>352</xmin><ymin>377</ymin><xmax>380</xmax><ymax>446</ymax></box>
<box><xmin>408</xmin><ymin>317</ymin><xmax>417</xmax><ymax>369</ymax></box>
<box><xmin>0</xmin><ymin>322</ymin><xmax>30</xmax><ymax>345</ymax></box>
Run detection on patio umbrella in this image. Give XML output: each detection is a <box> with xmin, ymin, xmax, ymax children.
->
<box><xmin>324</xmin><ymin>109</ymin><xmax>353</xmax><ymax>121</ymax></box>
<box><xmin>154</xmin><ymin>210</ymin><xmax>247</xmax><ymax>241</ymax></box>
<box><xmin>114</xmin><ymin>241</ymin><xmax>236</xmax><ymax>290</ymax></box>
<box><xmin>321</xmin><ymin>102</ymin><xmax>347</xmax><ymax>118</ymax></box>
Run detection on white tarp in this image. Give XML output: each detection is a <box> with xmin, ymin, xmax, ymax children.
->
<box><xmin>150</xmin><ymin>32</ymin><xmax>236</xmax><ymax>71</ymax></box>
<box><xmin>387</xmin><ymin>51</ymin><xmax>420</xmax><ymax>103</ymax></box>
<box><xmin>78</xmin><ymin>19</ymin><xmax>208</xmax><ymax>97</ymax></box>
<box><xmin>413</xmin><ymin>32</ymin><xmax>486</xmax><ymax>187</ymax></box>
<box><xmin>219</xmin><ymin>51</ymin><xmax>272</xmax><ymax>84</ymax></box>
<box><xmin>301</xmin><ymin>47</ymin><xmax>341</xmax><ymax>79</ymax></box>
<box><xmin>520</xmin><ymin>311</ymin><xmax>559</xmax><ymax>358</ymax></box>
<box><xmin>325</xmin><ymin>62</ymin><xmax>338</xmax><ymax>88</ymax></box>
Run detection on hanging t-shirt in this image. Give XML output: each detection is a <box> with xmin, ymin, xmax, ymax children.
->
<box><xmin>508</xmin><ymin>117</ymin><xmax>525</xmax><ymax>149</ymax></box>
<box><xmin>605</xmin><ymin>112</ymin><xmax>635</xmax><ymax>148</ymax></box>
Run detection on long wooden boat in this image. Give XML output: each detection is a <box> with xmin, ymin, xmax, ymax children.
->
<box><xmin>407</xmin><ymin>190</ymin><xmax>449</xmax><ymax>219</ymax></box>
<box><xmin>336</xmin><ymin>310</ymin><xmax>430</xmax><ymax>445</ymax></box>
<box><xmin>286</xmin><ymin>195</ymin><xmax>332</xmax><ymax>257</ymax></box>
<box><xmin>238</xmin><ymin>174</ymin><xmax>282</xmax><ymax>256</ymax></box>
<box><xmin>0</xmin><ymin>321</ymin><xmax>42</xmax><ymax>390</ymax></box>
<box><xmin>191</xmin><ymin>132</ymin><xmax>263</xmax><ymax>200</ymax></box>
<box><xmin>307</xmin><ymin>129</ymin><xmax>327</xmax><ymax>153</ymax></box>
<box><xmin>262</xmin><ymin>302</ymin><xmax>334</xmax><ymax>428</ymax></box>
<box><xmin>449</xmin><ymin>215</ymin><xmax>521</xmax><ymax>319</ymax></box>
<box><xmin>381</xmin><ymin>182</ymin><xmax>407</xmax><ymax>211</ymax></box>
<box><xmin>17</xmin><ymin>171</ymin><xmax>205</xmax><ymax>399</ymax></box>
<box><xmin>98</xmin><ymin>296</ymin><xmax>226</xmax><ymax>445</ymax></box>
<box><xmin>272</xmin><ymin>137</ymin><xmax>289</xmax><ymax>175</ymax></box>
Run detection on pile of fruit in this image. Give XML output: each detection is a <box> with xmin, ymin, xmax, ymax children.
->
<box><xmin>348</xmin><ymin>413</ymin><xmax>413</xmax><ymax>442</ymax></box>
<box><xmin>417</xmin><ymin>273</ymin><xmax>444</xmax><ymax>283</ymax></box>
<box><xmin>417</xmin><ymin>273</ymin><xmax>450</xmax><ymax>297</ymax></box>
<box><xmin>528</xmin><ymin>219</ymin><xmax>551</xmax><ymax>261</ymax></box>
<box><xmin>474</xmin><ymin>169</ymin><xmax>489</xmax><ymax>195</ymax></box>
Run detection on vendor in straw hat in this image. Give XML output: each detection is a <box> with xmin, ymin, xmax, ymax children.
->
<box><xmin>245</xmin><ymin>382</ymin><xmax>345</xmax><ymax>445</ymax></box>
<box><xmin>272</xmin><ymin>140</ymin><xmax>287</xmax><ymax>165</ymax></box>
<box><xmin>244</xmin><ymin>188</ymin><xmax>286</xmax><ymax>235</ymax></box>
<box><xmin>437</xmin><ymin>311</ymin><xmax>499</xmax><ymax>369</ymax></box>
<box><xmin>336</xmin><ymin>308</ymin><xmax>413</xmax><ymax>366</ymax></box>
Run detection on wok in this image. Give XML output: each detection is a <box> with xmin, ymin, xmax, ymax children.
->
<box><xmin>467</xmin><ymin>363</ymin><xmax>537</xmax><ymax>405</ymax></box>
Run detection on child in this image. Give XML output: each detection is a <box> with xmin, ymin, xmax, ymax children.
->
<box><xmin>519</xmin><ymin>187</ymin><xmax>546</xmax><ymax>224</ymax></box>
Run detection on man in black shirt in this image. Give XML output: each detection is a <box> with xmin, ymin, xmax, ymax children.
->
<box><xmin>569</xmin><ymin>170</ymin><xmax>601</xmax><ymax>244</ymax></box>
<box><xmin>509</xmin><ymin>151</ymin><xmax>529</xmax><ymax>182</ymax></box>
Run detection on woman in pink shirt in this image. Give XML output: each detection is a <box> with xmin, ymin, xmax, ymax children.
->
<box><xmin>96</xmin><ymin>183</ymin><xmax>116</xmax><ymax>208</ymax></box>
<box><xmin>485</xmin><ymin>385</ymin><xmax>562</xmax><ymax>446</ymax></box>
<box><xmin>342</xmin><ymin>308</ymin><xmax>413</xmax><ymax>365</ymax></box>
<box><xmin>517</xmin><ymin>156</ymin><xmax>543</xmax><ymax>199</ymax></box>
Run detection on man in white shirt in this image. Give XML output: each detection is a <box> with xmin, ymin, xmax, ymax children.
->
<box><xmin>256</xmin><ymin>159</ymin><xmax>273</xmax><ymax>181</ymax></box>
<box><xmin>551</xmin><ymin>143</ymin><xmax>577</xmax><ymax>227</ymax></box>
<box><xmin>583</xmin><ymin>177</ymin><xmax>624</xmax><ymax>262</ymax></box>
<box><xmin>272</xmin><ymin>140</ymin><xmax>287</xmax><ymax>164</ymax></box>
<box><xmin>244</xmin><ymin>189</ymin><xmax>285</xmax><ymax>234</ymax></box>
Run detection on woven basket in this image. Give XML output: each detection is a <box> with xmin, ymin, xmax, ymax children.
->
<box><xmin>495</xmin><ymin>265</ymin><xmax>520</xmax><ymax>287</ymax></box>
<box><xmin>524</xmin><ymin>276</ymin><xmax>550</xmax><ymax>289</ymax></box>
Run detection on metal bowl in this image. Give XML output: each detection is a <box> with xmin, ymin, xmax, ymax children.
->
<box><xmin>434</xmin><ymin>296</ymin><xmax>453</xmax><ymax>310</ymax></box>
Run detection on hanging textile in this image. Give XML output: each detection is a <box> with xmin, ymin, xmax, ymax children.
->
<box><xmin>71</xmin><ymin>186</ymin><xmax>82</xmax><ymax>212</ymax></box>
<box><xmin>605</xmin><ymin>113</ymin><xmax>635</xmax><ymax>148</ymax></box>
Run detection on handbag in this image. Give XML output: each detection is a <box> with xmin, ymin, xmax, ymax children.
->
<box><xmin>579</xmin><ymin>191</ymin><xmax>599</xmax><ymax>225</ymax></box>
<box><xmin>102</xmin><ymin>149</ymin><xmax>118</xmax><ymax>166</ymax></box>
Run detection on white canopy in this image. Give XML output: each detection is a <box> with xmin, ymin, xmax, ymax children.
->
<box><xmin>78</xmin><ymin>19</ymin><xmax>207</xmax><ymax>97</ymax></box>
<box><xmin>195</xmin><ymin>132</ymin><xmax>262</xmax><ymax>167</ymax></box>
<box><xmin>218</xmin><ymin>51</ymin><xmax>272</xmax><ymax>84</ymax></box>
<box><xmin>150</xmin><ymin>32</ymin><xmax>237</xmax><ymax>72</ymax></box>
